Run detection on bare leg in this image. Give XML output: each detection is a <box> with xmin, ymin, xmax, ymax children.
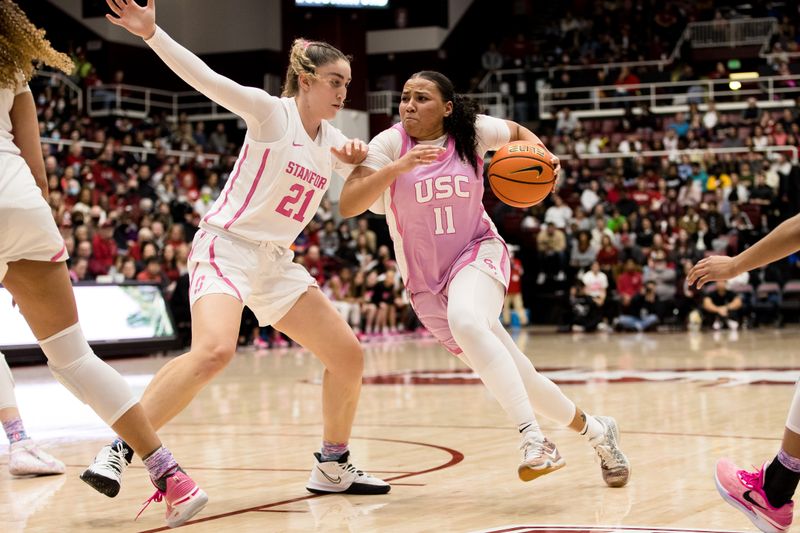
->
<box><xmin>138</xmin><ymin>294</ymin><xmax>243</xmax><ymax>430</ymax></box>
<box><xmin>275</xmin><ymin>288</ymin><xmax>363</xmax><ymax>444</ymax></box>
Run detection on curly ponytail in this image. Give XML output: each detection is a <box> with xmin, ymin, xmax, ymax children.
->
<box><xmin>0</xmin><ymin>0</ymin><xmax>74</xmax><ymax>90</ymax></box>
<box><xmin>411</xmin><ymin>71</ymin><xmax>480</xmax><ymax>170</ymax></box>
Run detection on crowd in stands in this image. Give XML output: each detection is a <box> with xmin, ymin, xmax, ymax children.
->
<box><xmin>29</xmin><ymin>0</ymin><xmax>800</xmax><ymax>348</ymax></box>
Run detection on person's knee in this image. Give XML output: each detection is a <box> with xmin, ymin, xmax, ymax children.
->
<box><xmin>325</xmin><ymin>338</ymin><xmax>364</xmax><ymax>377</ymax></box>
<box><xmin>191</xmin><ymin>342</ymin><xmax>236</xmax><ymax>381</ymax></box>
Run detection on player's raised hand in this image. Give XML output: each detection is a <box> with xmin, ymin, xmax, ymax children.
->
<box><xmin>331</xmin><ymin>139</ymin><xmax>368</xmax><ymax>165</ymax></box>
<box><xmin>105</xmin><ymin>0</ymin><xmax>157</xmax><ymax>40</ymax></box>
<box><xmin>687</xmin><ymin>255</ymin><xmax>739</xmax><ymax>289</ymax></box>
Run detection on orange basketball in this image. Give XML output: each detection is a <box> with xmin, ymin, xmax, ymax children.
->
<box><xmin>487</xmin><ymin>142</ymin><xmax>556</xmax><ymax>208</ymax></box>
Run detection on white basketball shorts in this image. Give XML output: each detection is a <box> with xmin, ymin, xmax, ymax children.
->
<box><xmin>187</xmin><ymin>228</ymin><xmax>317</xmax><ymax>326</ymax></box>
<box><xmin>0</xmin><ymin>153</ymin><xmax>67</xmax><ymax>282</ymax></box>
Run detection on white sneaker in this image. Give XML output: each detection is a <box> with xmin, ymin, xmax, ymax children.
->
<box><xmin>306</xmin><ymin>451</ymin><xmax>391</xmax><ymax>495</ymax></box>
<box><xmin>80</xmin><ymin>441</ymin><xmax>131</xmax><ymax>497</ymax></box>
<box><xmin>9</xmin><ymin>440</ymin><xmax>65</xmax><ymax>476</ymax></box>
<box><xmin>590</xmin><ymin>416</ymin><xmax>631</xmax><ymax>488</ymax></box>
<box><xmin>727</xmin><ymin>319</ymin><xmax>739</xmax><ymax>331</ymax></box>
<box><xmin>518</xmin><ymin>431</ymin><xmax>565</xmax><ymax>482</ymax></box>
<box><xmin>712</xmin><ymin>319</ymin><xmax>722</xmax><ymax>331</ymax></box>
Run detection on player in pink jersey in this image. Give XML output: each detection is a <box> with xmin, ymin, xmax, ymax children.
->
<box><xmin>340</xmin><ymin>71</ymin><xmax>630</xmax><ymax>486</ymax></box>
<box><xmin>81</xmin><ymin>0</ymin><xmax>389</xmax><ymax>500</ymax></box>
<box><xmin>689</xmin><ymin>215</ymin><xmax>800</xmax><ymax>532</ymax></box>
<box><xmin>0</xmin><ymin>1</ymin><xmax>207</xmax><ymax>526</ymax></box>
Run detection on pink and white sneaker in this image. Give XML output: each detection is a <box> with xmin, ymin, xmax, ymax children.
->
<box><xmin>715</xmin><ymin>458</ymin><xmax>793</xmax><ymax>533</ymax></box>
<box><xmin>136</xmin><ymin>470</ymin><xmax>208</xmax><ymax>528</ymax></box>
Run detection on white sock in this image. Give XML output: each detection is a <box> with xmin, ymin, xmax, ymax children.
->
<box><xmin>580</xmin><ymin>414</ymin><xmax>605</xmax><ymax>443</ymax></box>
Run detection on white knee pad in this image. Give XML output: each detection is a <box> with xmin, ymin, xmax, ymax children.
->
<box><xmin>39</xmin><ymin>323</ymin><xmax>138</xmax><ymax>426</ymax></box>
<box><xmin>0</xmin><ymin>351</ymin><xmax>17</xmax><ymax>410</ymax></box>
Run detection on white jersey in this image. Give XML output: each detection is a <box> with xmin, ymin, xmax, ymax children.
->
<box><xmin>200</xmin><ymin>97</ymin><xmax>349</xmax><ymax>245</ymax></box>
<box><xmin>0</xmin><ymin>77</ymin><xmax>30</xmax><ymax>156</ymax></box>
<box><xmin>145</xmin><ymin>26</ymin><xmax>353</xmax><ymax>246</ymax></box>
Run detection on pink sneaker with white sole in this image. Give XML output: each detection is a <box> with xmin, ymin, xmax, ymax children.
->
<box><xmin>136</xmin><ymin>470</ymin><xmax>208</xmax><ymax>528</ymax></box>
<box><xmin>715</xmin><ymin>458</ymin><xmax>793</xmax><ymax>533</ymax></box>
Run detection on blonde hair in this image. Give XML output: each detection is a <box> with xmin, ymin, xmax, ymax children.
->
<box><xmin>282</xmin><ymin>38</ymin><xmax>349</xmax><ymax>97</ymax></box>
<box><xmin>0</xmin><ymin>0</ymin><xmax>73</xmax><ymax>90</ymax></box>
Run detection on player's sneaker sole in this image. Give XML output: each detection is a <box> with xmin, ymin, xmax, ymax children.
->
<box><xmin>166</xmin><ymin>487</ymin><xmax>208</xmax><ymax>528</ymax></box>
<box><xmin>518</xmin><ymin>460</ymin><xmax>566</xmax><ymax>482</ymax></box>
<box><xmin>80</xmin><ymin>470</ymin><xmax>121</xmax><ymax>498</ymax></box>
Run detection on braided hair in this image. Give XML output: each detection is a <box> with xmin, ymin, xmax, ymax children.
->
<box><xmin>410</xmin><ymin>70</ymin><xmax>481</xmax><ymax>170</ymax></box>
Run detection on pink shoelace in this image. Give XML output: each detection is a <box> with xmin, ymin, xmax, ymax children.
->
<box><xmin>737</xmin><ymin>467</ymin><xmax>762</xmax><ymax>490</ymax></box>
<box><xmin>135</xmin><ymin>489</ymin><xmax>165</xmax><ymax>521</ymax></box>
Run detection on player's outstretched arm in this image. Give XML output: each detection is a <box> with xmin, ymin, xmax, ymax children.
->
<box><xmin>340</xmin><ymin>144</ymin><xmax>444</xmax><ymax>218</ymax></box>
<box><xmin>688</xmin><ymin>213</ymin><xmax>800</xmax><ymax>288</ymax></box>
<box><xmin>105</xmin><ymin>0</ymin><xmax>278</xmax><ymax>132</ymax></box>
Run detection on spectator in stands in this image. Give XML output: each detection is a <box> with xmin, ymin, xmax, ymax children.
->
<box><xmin>536</xmin><ymin>223</ymin><xmax>567</xmax><ymax>283</ymax></box>
<box><xmin>644</xmin><ymin>249</ymin><xmax>677</xmax><ymax>303</ymax></box>
<box><xmin>582</xmin><ymin>260</ymin><xmax>608</xmax><ymax>310</ymax></box>
<box><xmin>616</xmin><ymin>280</ymin><xmax>660</xmax><ymax>332</ymax></box>
<box><xmin>69</xmin><ymin>257</ymin><xmax>90</xmax><ymax>282</ymax></box>
<box><xmin>318</xmin><ymin>219</ymin><xmax>340</xmax><ymax>258</ymax></box>
<box><xmin>544</xmin><ymin>195</ymin><xmax>572</xmax><ymax>229</ymax></box>
<box><xmin>703</xmin><ymin>101</ymin><xmax>719</xmax><ymax>130</ymax></box>
<box><xmin>565</xmin><ymin>280</ymin><xmax>601</xmax><ymax>333</ymax></box>
<box><xmin>481</xmin><ymin>42</ymin><xmax>504</xmax><ymax>72</ymax></box>
<box><xmin>136</xmin><ymin>256</ymin><xmax>167</xmax><ymax>287</ymax></box>
<box><xmin>741</xmin><ymin>97</ymin><xmax>761</xmax><ymax>126</ymax></box>
<box><xmin>750</xmin><ymin>172</ymin><xmax>776</xmax><ymax>206</ymax></box>
<box><xmin>352</xmin><ymin>217</ymin><xmax>377</xmax><ymax>253</ymax></box>
<box><xmin>89</xmin><ymin>220</ymin><xmax>117</xmax><ymax>277</ymax></box>
<box><xmin>303</xmin><ymin>245</ymin><xmax>326</xmax><ymax>286</ymax></box>
<box><xmin>702</xmin><ymin>279</ymin><xmax>743</xmax><ymax>330</ymax></box>
<box><xmin>555</xmin><ymin>107</ymin><xmax>579</xmax><ymax>136</ymax></box>
<box><xmin>617</xmin><ymin>258</ymin><xmax>643</xmax><ymax>306</ymax></box>
<box><xmin>208</xmin><ymin>122</ymin><xmax>228</xmax><ymax>154</ymax></box>
<box><xmin>596</xmin><ymin>234</ymin><xmax>620</xmax><ymax>278</ymax></box>
<box><xmin>502</xmin><ymin>246</ymin><xmax>527</xmax><ymax>327</ymax></box>
<box><xmin>580</xmin><ymin>180</ymin><xmax>601</xmax><ymax>214</ymax></box>
<box><xmin>569</xmin><ymin>230</ymin><xmax>596</xmax><ymax>276</ymax></box>
<box><xmin>120</xmin><ymin>258</ymin><xmax>137</xmax><ymax>281</ymax></box>
<box><xmin>669</xmin><ymin>112</ymin><xmax>690</xmax><ymax>139</ymax></box>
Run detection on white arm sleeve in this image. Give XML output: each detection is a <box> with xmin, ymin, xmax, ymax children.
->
<box><xmin>145</xmin><ymin>26</ymin><xmax>286</xmax><ymax>142</ymax></box>
<box><xmin>475</xmin><ymin>114</ymin><xmax>511</xmax><ymax>157</ymax></box>
<box><xmin>359</xmin><ymin>128</ymin><xmax>402</xmax><ymax>216</ymax></box>
<box><xmin>362</xmin><ymin>128</ymin><xmax>402</xmax><ymax>171</ymax></box>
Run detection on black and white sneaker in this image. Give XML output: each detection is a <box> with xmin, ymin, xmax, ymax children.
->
<box><xmin>306</xmin><ymin>451</ymin><xmax>391</xmax><ymax>495</ymax></box>
<box><xmin>80</xmin><ymin>441</ymin><xmax>132</xmax><ymax>497</ymax></box>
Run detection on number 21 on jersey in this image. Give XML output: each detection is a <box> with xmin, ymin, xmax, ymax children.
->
<box><xmin>276</xmin><ymin>184</ymin><xmax>314</xmax><ymax>222</ymax></box>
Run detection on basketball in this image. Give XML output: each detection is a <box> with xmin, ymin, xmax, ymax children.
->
<box><xmin>487</xmin><ymin>142</ymin><xmax>556</xmax><ymax>208</ymax></box>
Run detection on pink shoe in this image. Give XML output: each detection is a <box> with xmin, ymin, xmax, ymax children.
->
<box><xmin>715</xmin><ymin>458</ymin><xmax>793</xmax><ymax>533</ymax></box>
<box><xmin>136</xmin><ymin>470</ymin><xmax>208</xmax><ymax>528</ymax></box>
<box><xmin>253</xmin><ymin>337</ymin><xmax>268</xmax><ymax>350</ymax></box>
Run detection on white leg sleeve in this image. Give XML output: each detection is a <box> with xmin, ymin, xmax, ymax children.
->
<box><xmin>489</xmin><ymin>320</ymin><xmax>577</xmax><ymax>426</ymax></box>
<box><xmin>447</xmin><ymin>266</ymin><xmax>536</xmax><ymax>428</ymax></box>
<box><xmin>786</xmin><ymin>380</ymin><xmax>800</xmax><ymax>434</ymax></box>
<box><xmin>39</xmin><ymin>323</ymin><xmax>138</xmax><ymax>426</ymax></box>
<box><xmin>0</xmin><ymin>351</ymin><xmax>17</xmax><ymax>410</ymax></box>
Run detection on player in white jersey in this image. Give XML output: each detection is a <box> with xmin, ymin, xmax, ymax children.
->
<box><xmin>340</xmin><ymin>70</ymin><xmax>630</xmax><ymax>487</ymax></box>
<box><xmin>82</xmin><ymin>0</ymin><xmax>389</xmax><ymax>498</ymax></box>
<box><xmin>0</xmin><ymin>1</ymin><xmax>207</xmax><ymax>527</ymax></box>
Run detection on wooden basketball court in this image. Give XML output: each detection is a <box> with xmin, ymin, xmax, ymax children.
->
<box><xmin>4</xmin><ymin>327</ymin><xmax>799</xmax><ymax>532</ymax></box>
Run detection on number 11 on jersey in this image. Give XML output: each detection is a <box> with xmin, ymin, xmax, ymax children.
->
<box><xmin>433</xmin><ymin>205</ymin><xmax>455</xmax><ymax>235</ymax></box>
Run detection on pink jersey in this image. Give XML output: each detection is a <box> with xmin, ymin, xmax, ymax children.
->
<box><xmin>383</xmin><ymin>123</ymin><xmax>503</xmax><ymax>295</ymax></box>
